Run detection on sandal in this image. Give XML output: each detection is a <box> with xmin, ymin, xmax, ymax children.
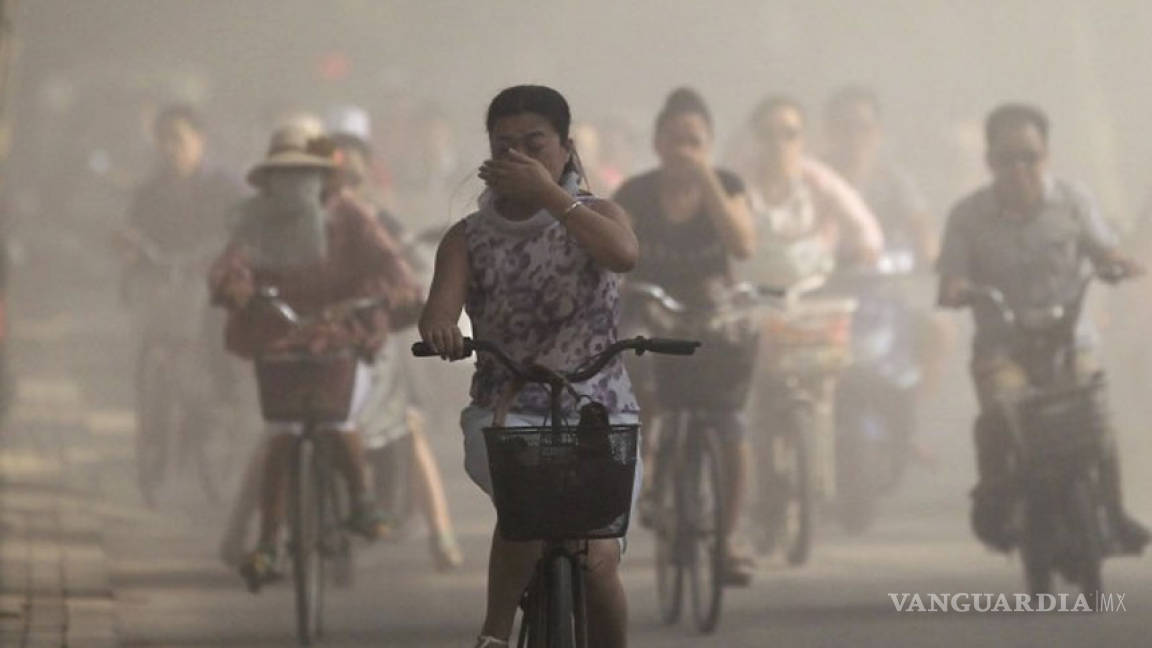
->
<box><xmin>238</xmin><ymin>545</ymin><xmax>282</xmax><ymax>593</ymax></box>
<box><xmin>430</xmin><ymin>533</ymin><xmax>464</xmax><ymax>572</ymax></box>
<box><xmin>346</xmin><ymin>506</ymin><xmax>391</xmax><ymax>541</ymax></box>
<box><xmin>473</xmin><ymin>636</ymin><xmax>509</xmax><ymax>648</ymax></box>
<box><xmin>721</xmin><ymin>551</ymin><xmax>755</xmax><ymax>587</ymax></box>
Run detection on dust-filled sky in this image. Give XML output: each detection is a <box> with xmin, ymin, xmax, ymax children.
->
<box><xmin>10</xmin><ymin>0</ymin><xmax>1152</xmax><ymax>225</ymax></box>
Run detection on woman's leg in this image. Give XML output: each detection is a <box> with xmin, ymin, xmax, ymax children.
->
<box><xmin>220</xmin><ymin>437</ymin><xmax>269</xmax><ymax>563</ymax></box>
<box><xmin>480</xmin><ymin>528</ymin><xmax>541</xmax><ymax>640</ymax></box>
<box><xmin>584</xmin><ymin>539</ymin><xmax>627</xmax><ymax>648</ymax></box>
<box><xmin>406</xmin><ymin>408</ymin><xmax>462</xmax><ymax>567</ymax></box>
<box><xmin>256</xmin><ymin>433</ymin><xmax>294</xmax><ymax>547</ymax></box>
<box><xmin>721</xmin><ymin>432</ymin><xmax>751</xmax><ymax>554</ymax></box>
<box><xmin>332</xmin><ymin>430</ymin><xmax>370</xmax><ymax>506</ymax></box>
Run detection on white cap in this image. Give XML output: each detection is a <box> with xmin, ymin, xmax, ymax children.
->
<box><xmin>326</xmin><ymin>104</ymin><xmax>371</xmax><ymax>140</ymax></box>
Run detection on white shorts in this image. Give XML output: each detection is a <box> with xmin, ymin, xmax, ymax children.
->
<box><xmin>460</xmin><ymin>405</ymin><xmax>643</xmax><ymax>550</ymax></box>
<box><xmin>356</xmin><ymin>337</ymin><xmax>412</xmax><ymax>450</ymax></box>
<box><xmin>264</xmin><ymin>362</ymin><xmax>372</xmax><ymax>435</ymax></box>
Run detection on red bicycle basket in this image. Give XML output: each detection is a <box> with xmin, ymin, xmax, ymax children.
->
<box><xmin>254</xmin><ymin>349</ymin><xmax>356</xmax><ymax>423</ymax></box>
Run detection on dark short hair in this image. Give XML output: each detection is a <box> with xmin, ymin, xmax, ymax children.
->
<box><xmin>985</xmin><ymin>103</ymin><xmax>1049</xmax><ymax>147</ymax></box>
<box><xmin>750</xmin><ymin>95</ymin><xmax>806</xmax><ymax>130</ymax></box>
<box><xmin>825</xmin><ymin>85</ymin><xmax>880</xmax><ymax>123</ymax></box>
<box><xmin>154</xmin><ymin>103</ymin><xmax>204</xmax><ymax>137</ymax></box>
<box><xmin>486</xmin><ymin>85</ymin><xmax>572</xmax><ymax>141</ymax></box>
<box><xmin>655</xmin><ymin>87</ymin><xmax>712</xmax><ymax>133</ymax></box>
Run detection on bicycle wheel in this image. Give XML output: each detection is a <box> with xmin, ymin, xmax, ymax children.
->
<box><xmin>518</xmin><ymin>566</ymin><xmax>549</xmax><ymax>648</ymax></box>
<box><xmin>783</xmin><ymin>404</ymin><xmax>814</xmax><ymax>567</ymax></box>
<box><xmin>546</xmin><ymin>552</ymin><xmax>576</xmax><ymax>648</ymax></box>
<box><xmin>135</xmin><ymin>349</ymin><xmax>173</xmax><ymax>508</ymax></box>
<box><xmin>186</xmin><ymin>403</ymin><xmax>232</xmax><ymax>506</ymax></box>
<box><xmin>326</xmin><ymin>458</ymin><xmax>356</xmax><ymax>590</ymax></box>
<box><xmin>1021</xmin><ymin>496</ymin><xmax>1053</xmax><ymax>597</ymax></box>
<box><xmin>571</xmin><ymin>551</ymin><xmax>588</xmax><ymax>648</ymax></box>
<box><xmin>290</xmin><ymin>435</ymin><xmax>327</xmax><ymax>645</ymax></box>
<box><xmin>686</xmin><ymin>427</ymin><xmax>725</xmax><ymax>634</ymax></box>
<box><xmin>754</xmin><ymin>427</ymin><xmax>785</xmax><ymax>555</ymax></box>
<box><xmin>653</xmin><ymin>414</ymin><xmax>684</xmax><ymax>625</ymax></box>
<box><xmin>1069</xmin><ymin>479</ymin><xmax>1103</xmax><ymax>601</ymax></box>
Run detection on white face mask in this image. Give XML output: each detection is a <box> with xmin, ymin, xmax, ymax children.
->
<box><xmin>249</xmin><ymin>169</ymin><xmax>329</xmax><ymax>268</ymax></box>
<box><xmin>262</xmin><ymin>170</ymin><xmax>324</xmax><ymax>212</ymax></box>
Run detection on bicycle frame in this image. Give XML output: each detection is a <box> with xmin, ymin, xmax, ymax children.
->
<box><xmin>966</xmin><ymin>267</ymin><xmax>1129</xmax><ymax>600</ymax></box>
<box><xmin>650</xmin><ymin>407</ymin><xmax>727</xmax><ymax>633</ymax></box>
<box><xmin>285</xmin><ymin>420</ymin><xmax>355</xmax><ymax>646</ymax></box>
<box><xmin>413</xmin><ymin>335</ymin><xmax>698</xmax><ymax>648</ymax></box>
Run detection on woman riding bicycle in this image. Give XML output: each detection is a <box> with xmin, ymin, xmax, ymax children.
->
<box><xmin>419</xmin><ymin>85</ymin><xmax>639</xmax><ymax>648</ymax></box>
<box><xmin>209</xmin><ymin>125</ymin><xmax>419</xmax><ymax>591</ymax></box>
<box><xmin>613</xmin><ymin>87</ymin><xmax>759</xmax><ymax>585</ymax></box>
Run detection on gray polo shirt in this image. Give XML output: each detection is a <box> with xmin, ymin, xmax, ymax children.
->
<box><xmin>936</xmin><ymin>177</ymin><xmax>1117</xmax><ymax>355</ymax></box>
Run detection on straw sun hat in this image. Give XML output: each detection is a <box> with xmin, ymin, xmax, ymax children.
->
<box><xmin>246</xmin><ymin>123</ymin><xmax>336</xmax><ymax>187</ymax></box>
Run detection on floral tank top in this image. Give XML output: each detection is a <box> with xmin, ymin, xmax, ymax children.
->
<box><xmin>463</xmin><ymin>192</ymin><xmax>639</xmax><ymax>417</ymax></box>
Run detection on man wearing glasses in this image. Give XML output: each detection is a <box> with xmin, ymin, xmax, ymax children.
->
<box><xmin>937</xmin><ymin>103</ymin><xmax>1148</xmax><ymax>554</ymax></box>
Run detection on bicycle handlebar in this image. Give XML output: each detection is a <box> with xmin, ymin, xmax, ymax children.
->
<box><xmin>252</xmin><ymin>286</ymin><xmax>389</xmax><ymax>329</ymax></box>
<box><xmin>966</xmin><ymin>265</ymin><xmax>1135</xmax><ymax>329</ymax></box>
<box><xmin>411</xmin><ymin>335</ymin><xmax>700</xmax><ymax>385</ymax></box>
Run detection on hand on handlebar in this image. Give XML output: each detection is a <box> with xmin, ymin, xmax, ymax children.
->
<box><xmin>1097</xmin><ymin>255</ymin><xmax>1144</xmax><ymax>284</ymax></box>
<box><xmin>418</xmin><ymin>318</ymin><xmax>466</xmax><ymax>361</ymax></box>
<box><xmin>221</xmin><ymin>266</ymin><xmax>256</xmax><ymax>309</ymax></box>
<box><xmin>263</xmin><ymin>320</ymin><xmax>344</xmax><ymax>354</ymax></box>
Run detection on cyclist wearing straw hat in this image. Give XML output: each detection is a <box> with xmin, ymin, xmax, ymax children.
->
<box><xmin>209</xmin><ymin>124</ymin><xmax>419</xmax><ymax>591</ymax></box>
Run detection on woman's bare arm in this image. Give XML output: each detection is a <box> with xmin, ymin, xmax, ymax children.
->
<box><xmin>541</xmin><ymin>190</ymin><xmax>639</xmax><ymax>272</ymax></box>
<box><xmin>418</xmin><ymin>220</ymin><xmax>470</xmax><ymax>359</ymax></box>
<box><xmin>695</xmin><ymin>168</ymin><xmax>756</xmax><ymax>259</ymax></box>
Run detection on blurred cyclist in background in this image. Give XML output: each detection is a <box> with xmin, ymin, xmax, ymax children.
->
<box><xmin>210</xmin><ymin>125</ymin><xmax>419</xmax><ymax>591</ymax></box>
<box><xmin>328</xmin><ymin>109</ymin><xmax>463</xmax><ymax>570</ymax></box>
<box><xmin>821</xmin><ymin>87</ymin><xmax>947</xmax><ymax>507</ymax></box>
<box><xmin>937</xmin><ymin>103</ymin><xmax>1148</xmax><ymax>554</ymax></box>
<box><xmin>121</xmin><ymin>103</ymin><xmax>243</xmax><ymax>348</ymax></box>
<box><xmin>615</xmin><ymin>87</ymin><xmax>759</xmax><ymax>584</ymax></box>
<box><xmin>119</xmin><ymin>104</ymin><xmax>245</xmax><ymax>506</ymax></box>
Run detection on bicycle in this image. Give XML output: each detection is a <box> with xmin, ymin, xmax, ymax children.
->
<box><xmin>626</xmin><ymin>282</ymin><xmax>759</xmax><ymax>633</ymax></box>
<box><xmin>413</xmin><ymin>335</ymin><xmax>699</xmax><ymax>648</ymax></box>
<box><xmin>124</xmin><ymin>235</ymin><xmax>239</xmax><ymax>507</ymax></box>
<box><xmin>967</xmin><ymin>267</ymin><xmax>1131</xmax><ymax>602</ymax></box>
<box><xmin>830</xmin><ymin>250</ymin><xmax>920</xmax><ymax>535</ymax></box>
<box><xmin>250</xmin><ymin>287</ymin><xmax>387</xmax><ymax>645</ymax></box>
<box><xmin>747</xmin><ymin>275</ymin><xmax>856</xmax><ymax>566</ymax></box>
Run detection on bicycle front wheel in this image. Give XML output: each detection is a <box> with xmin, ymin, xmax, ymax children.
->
<box><xmin>783</xmin><ymin>404</ymin><xmax>814</xmax><ymax>567</ymax></box>
<box><xmin>686</xmin><ymin>427</ymin><xmax>725</xmax><ymax>634</ymax></box>
<box><xmin>654</xmin><ymin>414</ymin><xmax>684</xmax><ymax>625</ymax></box>
<box><xmin>135</xmin><ymin>348</ymin><xmax>174</xmax><ymax>507</ymax></box>
<box><xmin>291</xmin><ymin>436</ymin><xmax>328</xmax><ymax>645</ymax></box>
<box><xmin>546</xmin><ymin>553</ymin><xmax>576</xmax><ymax>648</ymax></box>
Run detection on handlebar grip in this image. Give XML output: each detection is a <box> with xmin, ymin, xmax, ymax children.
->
<box><xmin>1096</xmin><ymin>263</ymin><xmax>1129</xmax><ymax>284</ymax></box>
<box><xmin>411</xmin><ymin>338</ymin><xmax>476</xmax><ymax>358</ymax></box>
<box><xmin>758</xmin><ymin>286</ymin><xmax>789</xmax><ymax>299</ymax></box>
<box><xmin>644</xmin><ymin>337</ymin><xmax>701</xmax><ymax>356</ymax></box>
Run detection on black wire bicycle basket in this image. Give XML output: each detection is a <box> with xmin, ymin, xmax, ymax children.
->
<box><xmin>254</xmin><ymin>349</ymin><xmax>357</xmax><ymax>423</ymax></box>
<box><xmin>1003</xmin><ymin>372</ymin><xmax>1109</xmax><ymax>478</ymax></box>
<box><xmin>483</xmin><ymin>423</ymin><xmax>639</xmax><ymax>541</ymax></box>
